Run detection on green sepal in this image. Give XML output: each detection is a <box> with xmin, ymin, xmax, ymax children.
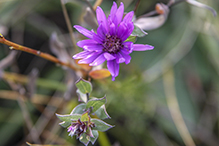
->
<box><xmin>125</xmin><ymin>35</ymin><xmax>136</xmax><ymax>43</ymax></box>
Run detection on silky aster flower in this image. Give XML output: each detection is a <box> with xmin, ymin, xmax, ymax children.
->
<box><xmin>73</xmin><ymin>2</ymin><xmax>154</xmax><ymax>81</ymax></box>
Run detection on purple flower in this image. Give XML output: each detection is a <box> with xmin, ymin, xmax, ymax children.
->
<box><xmin>67</xmin><ymin>118</ymin><xmax>95</xmax><ymax>138</ymax></box>
<box><xmin>73</xmin><ymin>2</ymin><xmax>154</xmax><ymax>81</ymax></box>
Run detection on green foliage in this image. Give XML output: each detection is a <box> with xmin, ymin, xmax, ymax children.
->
<box><xmin>86</xmin><ymin>97</ymin><xmax>106</xmax><ymax>114</ymax></box>
<box><xmin>56</xmin><ymin>114</ymin><xmax>81</xmax><ymax>128</ymax></box>
<box><xmin>91</xmin><ymin>119</ymin><xmax>114</xmax><ymax>132</ymax></box>
<box><xmin>132</xmin><ymin>25</ymin><xmax>148</xmax><ymax>37</ymax></box>
<box><xmin>76</xmin><ymin>78</ymin><xmax>92</xmax><ymax>94</ymax></box>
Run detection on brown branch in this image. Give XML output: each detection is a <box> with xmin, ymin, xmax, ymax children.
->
<box><xmin>0</xmin><ymin>35</ymin><xmax>79</xmax><ymax>71</ymax></box>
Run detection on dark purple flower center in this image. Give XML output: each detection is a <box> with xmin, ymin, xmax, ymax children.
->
<box><xmin>102</xmin><ymin>34</ymin><xmax>123</xmax><ymax>54</ymax></box>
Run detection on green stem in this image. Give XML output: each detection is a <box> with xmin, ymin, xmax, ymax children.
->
<box><xmin>98</xmin><ymin>131</ymin><xmax>111</xmax><ymax>146</ymax></box>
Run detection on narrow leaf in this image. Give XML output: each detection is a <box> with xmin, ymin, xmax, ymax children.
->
<box><xmin>91</xmin><ymin>119</ymin><xmax>114</xmax><ymax>132</ymax></box>
<box><xmin>75</xmin><ymin>78</ymin><xmax>92</xmax><ymax>94</ymax></box>
<box><xmin>86</xmin><ymin>97</ymin><xmax>106</xmax><ymax>113</ymax></box>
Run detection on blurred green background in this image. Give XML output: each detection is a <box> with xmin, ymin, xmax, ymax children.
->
<box><xmin>0</xmin><ymin>0</ymin><xmax>219</xmax><ymax>146</ymax></box>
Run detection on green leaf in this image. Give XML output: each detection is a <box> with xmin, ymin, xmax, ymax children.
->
<box><xmin>90</xmin><ymin>130</ymin><xmax>99</xmax><ymax>145</ymax></box>
<box><xmin>79</xmin><ymin>133</ymin><xmax>90</xmax><ymax>146</ymax></box>
<box><xmin>131</xmin><ymin>25</ymin><xmax>148</xmax><ymax>37</ymax></box>
<box><xmin>59</xmin><ymin>121</ymin><xmax>71</xmax><ymax>128</ymax></box>
<box><xmin>94</xmin><ymin>105</ymin><xmax>111</xmax><ymax>120</ymax></box>
<box><xmin>56</xmin><ymin>114</ymin><xmax>81</xmax><ymax>128</ymax></box>
<box><xmin>91</xmin><ymin>119</ymin><xmax>114</xmax><ymax>132</ymax></box>
<box><xmin>75</xmin><ymin>78</ymin><xmax>92</xmax><ymax>94</ymax></box>
<box><xmin>70</xmin><ymin>103</ymin><xmax>86</xmax><ymax>115</ymax></box>
<box><xmin>56</xmin><ymin>113</ymin><xmax>81</xmax><ymax>122</ymax></box>
<box><xmin>76</xmin><ymin>89</ymin><xmax>88</xmax><ymax>103</ymax></box>
<box><xmin>86</xmin><ymin>97</ymin><xmax>106</xmax><ymax>113</ymax></box>
<box><xmin>125</xmin><ymin>35</ymin><xmax>136</xmax><ymax>43</ymax></box>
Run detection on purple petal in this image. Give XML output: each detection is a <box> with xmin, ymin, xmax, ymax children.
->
<box><xmin>107</xmin><ymin>60</ymin><xmax>120</xmax><ymax>81</ymax></box>
<box><xmin>122</xmin><ymin>41</ymin><xmax>133</xmax><ymax>53</ymax></box>
<box><xmin>93</xmin><ymin>33</ymin><xmax>104</xmax><ymax>44</ymax></box>
<box><xmin>83</xmin><ymin>44</ymin><xmax>103</xmax><ymax>52</ymax></box>
<box><xmin>109</xmin><ymin>23</ymin><xmax>116</xmax><ymax>36</ymax></box>
<box><xmin>74</xmin><ymin>25</ymin><xmax>93</xmax><ymax>39</ymax></box>
<box><xmin>78</xmin><ymin>52</ymin><xmax>100</xmax><ymax>64</ymax></box>
<box><xmin>120</xmin><ymin>50</ymin><xmax>131</xmax><ymax>64</ymax></box>
<box><xmin>117</xmin><ymin>22</ymin><xmax>127</xmax><ymax>39</ymax></box>
<box><xmin>114</xmin><ymin>2</ymin><xmax>124</xmax><ymax>26</ymax></box>
<box><xmin>77</xmin><ymin>40</ymin><xmax>98</xmax><ymax>48</ymax></box>
<box><xmin>103</xmin><ymin>52</ymin><xmax>116</xmax><ymax>60</ymax></box>
<box><xmin>133</xmin><ymin>44</ymin><xmax>154</xmax><ymax>51</ymax></box>
<box><xmin>127</xmin><ymin>22</ymin><xmax>134</xmax><ymax>37</ymax></box>
<box><xmin>89</xmin><ymin>53</ymin><xmax>106</xmax><ymax>66</ymax></box>
<box><xmin>97</xmin><ymin>24</ymin><xmax>107</xmax><ymax>38</ymax></box>
<box><xmin>123</xmin><ymin>11</ymin><xmax>134</xmax><ymax>23</ymax></box>
<box><xmin>109</xmin><ymin>2</ymin><xmax>117</xmax><ymax>21</ymax></box>
<box><xmin>96</xmin><ymin>6</ymin><xmax>109</xmax><ymax>32</ymax></box>
<box><xmin>116</xmin><ymin>53</ymin><xmax>125</xmax><ymax>64</ymax></box>
<box><xmin>73</xmin><ymin>51</ymin><xmax>91</xmax><ymax>59</ymax></box>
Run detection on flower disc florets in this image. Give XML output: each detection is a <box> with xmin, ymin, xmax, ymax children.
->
<box><xmin>73</xmin><ymin>2</ymin><xmax>154</xmax><ymax>80</ymax></box>
<box><xmin>103</xmin><ymin>34</ymin><xmax>123</xmax><ymax>54</ymax></box>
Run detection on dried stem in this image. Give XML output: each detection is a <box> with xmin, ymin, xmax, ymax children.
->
<box><xmin>163</xmin><ymin>67</ymin><xmax>196</xmax><ymax>146</ymax></box>
<box><xmin>0</xmin><ymin>35</ymin><xmax>80</xmax><ymax>71</ymax></box>
<box><xmin>60</xmin><ymin>0</ymin><xmax>78</xmax><ymax>53</ymax></box>
<box><xmin>93</xmin><ymin>0</ymin><xmax>103</xmax><ymax>11</ymax></box>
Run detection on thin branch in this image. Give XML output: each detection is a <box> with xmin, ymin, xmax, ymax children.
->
<box><xmin>60</xmin><ymin>0</ymin><xmax>78</xmax><ymax>53</ymax></box>
<box><xmin>139</xmin><ymin>0</ymin><xmax>186</xmax><ymax>18</ymax></box>
<box><xmin>163</xmin><ymin>67</ymin><xmax>196</xmax><ymax>146</ymax></box>
<box><xmin>93</xmin><ymin>0</ymin><xmax>103</xmax><ymax>11</ymax></box>
<box><xmin>0</xmin><ymin>35</ymin><xmax>78</xmax><ymax>71</ymax></box>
